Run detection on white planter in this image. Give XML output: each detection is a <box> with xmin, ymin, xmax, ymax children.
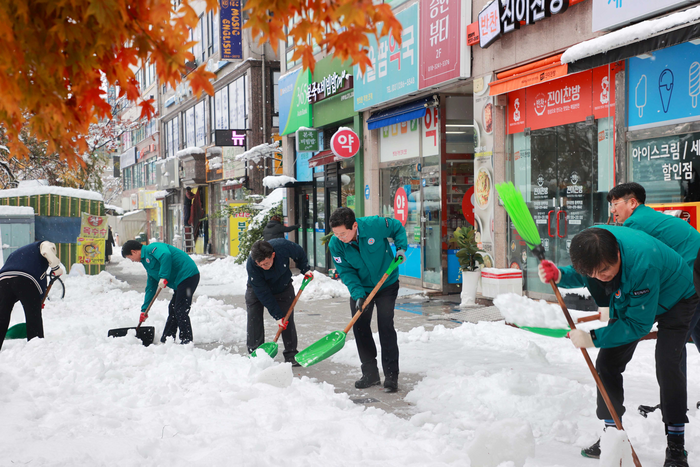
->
<box><xmin>460</xmin><ymin>270</ymin><xmax>481</xmax><ymax>308</ymax></box>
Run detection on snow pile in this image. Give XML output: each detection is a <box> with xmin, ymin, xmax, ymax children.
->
<box><xmin>466</xmin><ymin>418</ymin><xmax>535</xmax><ymax>467</ymax></box>
<box><xmin>494</xmin><ymin>293</ymin><xmax>569</xmax><ymax>329</ymax></box>
<box><xmin>235</xmin><ymin>142</ymin><xmax>281</xmax><ymax>164</ymax></box>
<box><xmin>600</xmin><ymin>428</ymin><xmax>635</xmax><ymax>467</ymax></box>
<box><xmin>293</xmin><ymin>272</ymin><xmax>351</xmax><ymax>301</ymax></box>
<box><xmin>0</xmin><ymin>183</ymin><xmax>103</xmax><ymax>201</ymax></box>
<box><xmin>176</xmin><ymin>146</ymin><xmax>205</xmax><ymax>158</ymax></box>
<box><xmin>195</xmin><ymin>256</ymin><xmax>249</xmax><ymax>296</ymax></box>
<box><xmin>263</xmin><ymin>175</ymin><xmax>296</xmax><ymax>189</ymax></box>
<box><xmin>0</xmin><ymin>205</ymin><xmax>34</xmax><ymax>215</ymax></box>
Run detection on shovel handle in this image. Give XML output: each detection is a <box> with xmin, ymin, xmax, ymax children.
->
<box><xmin>343</xmin><ymin>258</ymin><xmax>401</xmax><ymax>334</ymax></box>
<box><xmin>273</xmin><ymin>275</ymin><xmax>312</xmax><ymax>342</ymax></box>
<box><xmin>136</xmin><ymin>286</ymin><xmax>163</xmax><ymax>330</ymax></box>
<box><xmin>41</xmin><ymin>276</ymin><xmax>59</xmax><ymax>306</ymax></box>
<box><xmin>576</xmin><ymin>313</ymin><xmax>602</xmax><ymax>324</ymax></box>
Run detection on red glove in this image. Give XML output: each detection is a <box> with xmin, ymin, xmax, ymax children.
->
<box><xmin>139</xmin><ymin>312</ymin><xmax>148</xmax><ymax>323</ymax></box>
<box><xmin>538</xmin><ymin>260</ymin><xmax>561</xmax><ymax>284</ymax></box>
<box><xmin>277</xmin><ymin>319</ymin><xmax>288</xmax><ymax>330</ymax></box>
<box><xmin>304</xmin><ymin>271</ymin><xmax>314</xmax><ymax>281</ymax></box>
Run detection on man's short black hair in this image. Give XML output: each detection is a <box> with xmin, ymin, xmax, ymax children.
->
<box><xmin>606</xmin><ymin>182</ymin><xmax>646</xmax><ymax>204</ymax></box>
<box><xmin>329</xmin><ymin>207</ymin><xmax>356</xmax><ymax>230</ymax></box>
<box><xmin>569</xmin><ymin>228</ymin><xmax>620</xmax><ymax>277</ymax></box>
<box><xmin>250</xmin><ymin>240</ymin><xmax>274</xmax><ymax>263</ymax></box>
<box><xmin>121</xmin><ymin>240</ymin><xmax>143</xmax><ymax>258</ymax></box>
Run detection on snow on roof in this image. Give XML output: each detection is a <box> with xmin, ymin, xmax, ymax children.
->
<box><xmin>247</xmin><ymin>188</ymin><xmax>285</xmax><ymax>230</ymax></box>
<box><xmin>562</xmin><ymin>5</ymin><xmax>700</xmax><ymax>64</ymax></box>
<box><xmin>176</xmin><ymin>147</ymin><xmax>205</xmax><ymax>158</ymax></box>
<box><xmin>235</xmin><ymin>142</ymin><xmax>281</xmax><ymax>164</ymax></box>
<box><xmin>263</xmin><ymin>175</ymin><xmax>296</xmax><ymax>189</ymax></box>
<box><xmin>122</xmin><ymin>209</ymin><xmax>144</xmax><ymax>217</ymax></box>
<box><xmin>104</xmin><ymin>204</ymin><xmax>124</xmax><ymax>214</ymax></box>
<box><xmin>153</xmin><ymin>191</ymin><xmax>169</xmax><ymax>199</ymax></box>
<box><xmin>0</xmin><ymin>183</ymin><xmax>104</xmax><ymax>201</ymax></box>
<box><xmin>0</xmin><ymin>205</ymin><xmax>34</xmax><ymax>216</ymax></box>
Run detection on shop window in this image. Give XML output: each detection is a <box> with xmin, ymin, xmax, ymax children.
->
<box><xmin>446</xmin><ymin>96</ymin><xmax>475</xmax><ymax>154</ymax></box>
<box><xmin>340</xmin><ymin>171</ymin><xmax>355</xmax><ymax>210</ymax></box>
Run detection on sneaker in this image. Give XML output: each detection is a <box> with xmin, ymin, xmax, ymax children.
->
<box><xmin>581</xmin><ymin>439</ymin><xmax>601</xmax><ymax>459</ymax></box>
<box><xmin>664</xmin><ymin>444</ymin><xmax>688</xmax><ymax>467</ymax></box>
<box><xmin>383</xmin><ymin>374</ymin><xmax>398</xmax><ymax>393</ymax></box>
<box><xmin>355</xmin><ymin>373</ymin><xmax>381</xmax><ymax>389</ymax></box>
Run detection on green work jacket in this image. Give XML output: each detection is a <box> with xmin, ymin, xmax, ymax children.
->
<box><xmin>140</xmin><ymin>243</ymin><xmax>199</xmax><ymax>312</ymax></box>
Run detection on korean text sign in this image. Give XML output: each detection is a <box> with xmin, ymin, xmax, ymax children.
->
<box><xmin>354</xmin><ymin>4</ymin><xmax>418</xmax><ymax>111</ymax></box>
<box><xmin>278</xmin><ymin>68</ymin><xmax>312</xmax><ymax>135</ymax></box>
<box><xmin>80</xmin><ymin>213</ymin><xmax>109</xmax><ymax>239</ymax></box>
<box><xmin>220</xmin><ymin>0</ymin><xmax>242</xmax><ymax>60</ymax></box>
<box><xmin>419</xmin><ymin>0</ymin><xmax>471</xmax><ymax>89</ymax></box>
<box><xmin>631</xmin><ymin>132</ymin><xmax>700</xmax><ymax>187</ymax></box>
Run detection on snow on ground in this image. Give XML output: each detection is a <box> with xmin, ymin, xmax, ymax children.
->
<box><xmin>1</xmin><ymin>256</ymin><xmax>699</xmax><ymax>466</ymax></box>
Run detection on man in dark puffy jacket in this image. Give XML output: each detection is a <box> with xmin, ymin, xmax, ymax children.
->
<box><xmin>262</xmin><ymin>216</ymin><xmax>299</xmax><ymax>241</ymax></box>
<box><xmin>246</xmin><ymin>239</ymin><xmax>312</xmax><ymax>365</ymax></box>
<box><xmin>0</xmin><ymin>241</ymin><xmax>62</xmax><ymax>350</ymax></box>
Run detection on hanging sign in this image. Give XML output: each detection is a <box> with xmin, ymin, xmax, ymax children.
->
<box><xmin>330</xmin><ymin>128</ymin><xmax>360</xmax><ymax>158</ymax></box>
<box><xmin>215</xmin><ymin>129</ymin><xmax>247</xmax><ymax>146</ymax></box>
<box><xmin>77</xmin><ymin>237</ymin><xmax>106</xmax><ymax>265</ymax></box>
<box><xmin>296</xmin><ymin>128</ymin><xmax>320</xmax><ymax>152</ymax></box>
<box><xmin>220</xmin><ymin>0</ymin><xmax>242</xmax><ymax>60</ymax></box>
<box><xmin>394</xmin><ymin>187</ymin><xmax>408</xmax><ymax>226</ymax></box>
<box><xmin>80</xmin><ymin>213</ymin><xmax>109</xmax><ymax>239</ymax></box>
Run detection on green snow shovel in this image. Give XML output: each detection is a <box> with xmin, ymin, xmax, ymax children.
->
<box><xmin>495</xmin><ymin>181</ymin><xmax>642</xmax><ymax>467</ymax></box>
<box><xmin>294</xmin><ymin>257</ymin><xmax>402</xmax><ymax>368</ymax></box>
<box><xmin>251</xmin><ymin>274</ymin><xmax>313</xmax><ymax>358</ymax></box>
<box><xmin>6</xmin><ymin>275</ymin><xmax>59</xmax><ymax>340</ymax></box>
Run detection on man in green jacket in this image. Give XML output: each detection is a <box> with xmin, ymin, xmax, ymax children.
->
<box><xmin>538</xmin><ymin>226</ymin><xmax>696</xmax><ymax>466</ymax></box>
<box><xmin>607</xmin><ymin>182</ymin><xmax>700</xmax><ymax>358</ymax></box>
<box><xmin>122</xmin><ymin>240</ymin><xmax>200</xmax><ymax>344</ymax></box>
<box><xmin>328</xmin><ymin>207</ymin><xmax>407</xmax><ymax>393</ymax></box>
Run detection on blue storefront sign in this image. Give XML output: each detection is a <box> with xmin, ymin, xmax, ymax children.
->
<box><xmin>278</xmin><ymin>68</ymin><xmax>313</xmax><ymax>135</ymax></box>
<box><xmin>628</xmin><ymin>41</ymin><xmax>700</xmax><ymax>131</ymax></box>
<box><xmin>220</xmin><ymin>0</ymin><xmax>242</xmax><ymax>60</ymax></box>
<box><xmin>353</xmin><ymin>4</ymin><xmax>419</xmax><ymax>111</ymax></box>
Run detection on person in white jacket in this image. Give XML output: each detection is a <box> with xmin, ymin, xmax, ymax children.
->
<box><xmin>0</xmin><ymin>241</ymin><xmax>62</xmax><ymax>349</ymax></box>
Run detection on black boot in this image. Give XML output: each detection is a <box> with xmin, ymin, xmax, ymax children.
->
<box><xmin>580</xmin><ymin>439</ymin><xmax>601</xmax><ymax>459</ymax></box>
<box><xmin>383</xmin><ymin>373</ymin><xmax>398</xmax><ymax>393</ymax></box>
<box><xmin>664</xmin><ymin>443</ymin><xmax>688</xmax><ymax>467</ymax></box>
<box><xmin>355</xmin><ymin>372</ymin><xmax>381</xmax><ymax>389</ymax></box>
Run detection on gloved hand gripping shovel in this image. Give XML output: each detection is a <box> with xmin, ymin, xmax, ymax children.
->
<box><xmin>495</xmin><ymin>182</ymin><xmax>642</xmax><ymax>467</ymax></box>
<box><xmin>107</xmin><ymin>281</ymin><xmax>167</xmax><ymax>346</ymax></box>
<box><xmin>294</xmin><ymin>258</ymin><xmax>401</xmax><ymax>368</ymax></box>
<box><xmin>251</xmin><ymin>275</ymin><xmax>313</xmax><ymax>358</ymax></box>
<box><xmin>6</xmin><ymin>276</ymin><xmax>59</xmax><ymax>340</ymax></box>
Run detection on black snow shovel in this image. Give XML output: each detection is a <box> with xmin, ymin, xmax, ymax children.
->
<box><xmin>108</xmin><ymin>284</ymin><xmax>165</xmax><ymax>346</ymax></box>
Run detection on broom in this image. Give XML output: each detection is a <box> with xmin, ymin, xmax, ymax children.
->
<box><xmin>495</xmin><ymin>181</ymin><xmax>642</xmax><ymax>467</ymax></box>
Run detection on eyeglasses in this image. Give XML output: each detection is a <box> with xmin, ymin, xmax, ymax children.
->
<box><xmin>609</xmin><ymin>199</ymin><xmax>628</xmax><ymax>209</ymax></box>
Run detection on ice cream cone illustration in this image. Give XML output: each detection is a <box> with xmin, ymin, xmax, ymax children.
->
<box><xmin>635</xmin><ymin>75</ymin><xmax>647</xmax><ymax>118</ymax></box>
<box><xmin>690</xmin><ymin>62</ymin><xmax>700</xmax><ymax>108</ymax></box>
<box><xmin>659</xmin><ymin>69</ymin><xmax>674</xmax><ymax>113</ymax></box>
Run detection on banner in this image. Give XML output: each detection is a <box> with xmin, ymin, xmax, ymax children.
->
<box><xmin>278</xmin><ymin>68</ymin><xmax>312</xmax><ymax>135</ymax></box>
<box><xmin>77</xmin><ymin>237</ymin><xmax>106</xmax><ymax>265</ymax></box>
<box><xmin>220</xmin><ymin>0</ymin><xmax>242</xmax><ymax>60</ymax></box>
<box><xmin>80</xmin><ymin>212</ymin><xmax>109</xmax><ymax>239</ymax></box>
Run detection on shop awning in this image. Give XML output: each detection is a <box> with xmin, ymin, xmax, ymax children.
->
<box><xmin>489</xmin><ymin>54</ymin><xmax>568</xmax><ymax>96</ymax></box>
<box><xmin>307</xmin><ymin>149</ymin><xmax>344</xmax><ymax>168</ymax></box>
<box><xmin>561</xmin><ymin>5</ymin><xmax>700</xmax><ymax>73</ymax></box>
<box><xmin>366</xmin><ymin>97</ymin><xmax>434</xmax><ymax>130</ymax></box>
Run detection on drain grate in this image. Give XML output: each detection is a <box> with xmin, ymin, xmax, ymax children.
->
<box><xmin>351</xmin><ymin>397</ymin><xmax>380</xmax><ymax>404</ymax></box>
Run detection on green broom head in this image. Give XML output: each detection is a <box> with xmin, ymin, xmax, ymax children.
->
<box><xmin>495</xmin><ymin>182</ymin><xmax>545</xmax><ymax>260</ymax></box>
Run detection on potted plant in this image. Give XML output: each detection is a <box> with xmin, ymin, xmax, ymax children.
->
<box><xmin>449</xmin><ymin>226</ymin><xmax>485</xmax><ymax>307</ymax></box>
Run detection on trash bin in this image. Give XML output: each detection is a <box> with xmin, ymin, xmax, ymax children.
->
<box><xmin>137</xmin><ymin>232</ymin><xmax>148</xmax><ymax>245</ymax></box>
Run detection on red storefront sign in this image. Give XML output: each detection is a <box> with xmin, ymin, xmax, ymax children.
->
<box><xmin>419</xmin><ymin>0</ymin><xmax>465</xmax><ymax>89</ymax></box>
<box><xmin>394</xmin><ymin>187</ymin><xmax>408</xmax><ymax>226</ymax></box>
<box><xmin>330</xmin><ymin>128</ymin><xmax>360</xmax><ymax>158</ymax></box>
<box><xmin>507</xmin><ymin>88</ymin><xmax>527</xmax><ymax>134</ymax></box>
<box><xmin>592</xmin><ymin>62</ymin><xmax>623</xmax><ymax>120</ymax></box>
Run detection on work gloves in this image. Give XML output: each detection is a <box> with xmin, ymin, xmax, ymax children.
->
<box><xmin>395</xmin><ymin>249</ymin><xmax>406</xmax><ymax>264</ymax></box>
<box><xmin>538</xmin><ymin>260</ymin><xmax>561</xmax><ymax>284</ymax></box>
<box><xmin>159</xmin><ymin>278</ymin><xmax>168</xmax><ymax>289</ymax></box>
<box><xmin>277</xmin><ymin>319</ymin><xmax>288</xmax><ymax>331</ymax></box>
<box><xmin>599</xmin><ymin>307</ymin><xmax>610</xmax><ymax>323</ymax></box>
<box><xmin>139</xmin><ymin>312</ymin><xmax>148</xmax><ymax>324</ymax></box>
<box><xmin>568</xmin><ymin>330</ymin><xmax>594</xmax><ymax>348</ymax></box>
<box><xmin>304</xmin><ymin>271</ymin><xmax>314</xmax><ymax>281</ymax></box>
<box><xmin>51</xmin><ymin>265</ymin><xmax>63</xmax><ymax>277</ymax></box>
<box><xmin>355</xmin><ymin>296</ymin><xmax>366</xmax><ymax>312</ymax></box>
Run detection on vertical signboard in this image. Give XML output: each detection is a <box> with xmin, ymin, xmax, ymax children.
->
<box><xmin>278</xmin><ymin>68</ymin><xmax>313</xmax><ymax>135</ymax></box>
<box><xmin>419</xmin><ymin>0</ymin><xmax>471</xmax><ymax>89</ymax></box>
<box><xmin>473</xmin><ymin>75</ymin><xmax>495</xmax><ymax>266</ymax></box>
<box><xmin>422</xmin><ymin>106</ymin><xmax>440</xmax><ymax>157</ymax></box>
<box><xmin>354</xmin><ymin>4</ymin><xmax>419</xmax><ymax>111</ymax></box>
<box><xmin>220</xmin><ymin>0</ymin><xmax>242</xmax><ymax>60</ymax></box>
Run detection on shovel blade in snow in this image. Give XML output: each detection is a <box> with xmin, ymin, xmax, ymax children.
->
<box><xmin>518</xmin><ymin>325</ymin><xmax>570</xmax><ymax>338</ymax></box>
<box><xmin>108</xmin><ymin>326</ymin><xmax>155</xmax><ymax>346</ymax></box>
<box><xmin>294</xmin><ymin>331</ymin><xmax>346</xmax><ymax>367</ymax></box>
<box><xmin>6</xmin><ymin>323</ymin><xmax>27</xmax><ymax>340</ymax></box>
<box><xmin>251</xmin><ymin>342</ymin><xmax>278</xmax><ymax>359</ymax></box>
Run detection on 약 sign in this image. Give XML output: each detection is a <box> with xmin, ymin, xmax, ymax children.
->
<box><xmin>330</xmin><ymin>128</ymin><xmax>360</xmax><ymax>158</ymax></box>
<box><xmin>394</xmin><ymin>187</ymin><xmax>408</xmax><ymax>226</ymax></box>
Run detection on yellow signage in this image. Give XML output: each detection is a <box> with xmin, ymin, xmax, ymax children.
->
<box><xmin>77</xmin><ymin>237</ymin><xmax>105</xmax><ymax>265</ymax></box>
<box><xmin>79</xmin><ymin>212</ymin><xmax>109</xmax><ymax>239</ymax></box>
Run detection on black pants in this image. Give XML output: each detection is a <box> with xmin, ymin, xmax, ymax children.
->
<box><xmin>596</xmin><ymin>296</ymin><xmax>697</xmax><ymax>424</ymax></box>
<box><xmin>0</xmin><ymin>277</ymin><xmax>44</xmax><ymax>350</ymax></box>
<box><xmin>161</xmin><ymin>274</ymin><xmax>199</xmax><ymax>344</ymax></box>
<box><xmin>349</xmin><ymin>281</ymin><xmax>400</xmax><ymax>378</ymax></box>
<box><xmin>246</xmin><ymin>283</ymin><xmax>298</xmax><ymax>361</ymax></box>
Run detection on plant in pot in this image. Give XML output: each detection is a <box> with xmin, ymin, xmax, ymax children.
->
<box><xmin>449</xmin><ymin>226</ymin><xmax>485</xmax><ymax>307</ymax></box>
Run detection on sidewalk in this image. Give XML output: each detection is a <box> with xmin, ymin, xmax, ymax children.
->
<box><xmin>106</xmin><ymin>261</ymin><xmax>504</xmax><ymax>419</ymax></box>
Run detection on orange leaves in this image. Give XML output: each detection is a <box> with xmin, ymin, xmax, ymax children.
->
<box><xmin>244</xmin><ymin>0</ymin><xmax>403</xmax><ymax>73</ymax></box>
<box><xmin>0</xmin><ymin>0</ymin><xmax>217</xmax><ymax>168</ymax></box>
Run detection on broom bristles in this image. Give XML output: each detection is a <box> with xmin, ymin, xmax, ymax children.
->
<box><xmin>495</xmin><ymin>182</ymin><xmax>542</xmax><ymax>250</ymax></box>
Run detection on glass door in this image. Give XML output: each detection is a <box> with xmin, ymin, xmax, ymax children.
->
<box><xmin>315</xmin><ymin>178</ymin><xmax>326</xmax><ymax>270</ymax></box>
<box><xmin>421</xmin><ymin>165</ymin><xmax>442</xmax><ymax>288</ymax></box>
<box><xmin>296</xmin><ymin>187</ymin><xmax>314</xmax><ymax>266</ymax></box>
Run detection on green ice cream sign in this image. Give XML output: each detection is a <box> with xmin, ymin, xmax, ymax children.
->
<box><xmin>279</xmin><ymin>68</ymin><xmax>313</xmax><ymax>136</ymax></box>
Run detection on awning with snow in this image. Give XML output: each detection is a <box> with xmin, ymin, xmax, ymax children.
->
<box><xmin>308</xmin><ymin>149</ymin><xmax>344</xmax><ymax>168</ymax></box>
<box><xmin>562</xmin><ymin>5</ymin><xmax>700</xmax><ymax>74</ymax></box>
<box><xmin>366</xmin><ymin>97</ymin><xmax>434</xmax><ymax>130</ymax></box>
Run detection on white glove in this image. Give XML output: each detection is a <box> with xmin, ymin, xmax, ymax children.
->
<box><xmin>277</xmin><ymin>319</ymin><xmax>288</xmax><ymax>330</ymax></box>
<box><xmin>599</xmin><ymin>307</ymin><xmax>610</xmax><ymax>323</ymax></box>
<box><xmin>50</xmin><ymin>266</ymin><xmax>63</xmax><ymax>277</ymax></box>
<box><xmin>568</xmin><ymin>330</ymin><xmax>594</xmax><ymax>348</ymax></box>
<box><xmin>158</xmin><ymin>278</ymin><xmax>168</xmax><ymax>289</ymax></box>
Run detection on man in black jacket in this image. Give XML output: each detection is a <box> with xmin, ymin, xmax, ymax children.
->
<box><xmin>263</xmin><ymin>216</ymin><xmax>299</xmax><ymax>241</ymax></box>
<box><xmin>246</xmin><ymin>239</ymin><xmax>312</xmax><ymax>365</ymax></box>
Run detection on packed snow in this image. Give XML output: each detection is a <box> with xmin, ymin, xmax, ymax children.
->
<box><xmin>494</xmin><ymin>293</ymin><xmax>571</xmax><ymax>329</ymax></box>
<box><xmin>0</xmin><ymin>180</ymin><xmax>103</xmax><ymax>201</ymax></box>
<box><xmin>263</xmin><ymin>175</ymin><xmax>297</xmax><ymax>189</ymax></box>
<box><xmin>0</xmin><ymin>205</ymin><xmax>34</xmax><ymax>215</ymax></box>
<box><xmin>1</xmin><ymin>255</ymin><xmax>699</xmax><ymax>466</ymax></box>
